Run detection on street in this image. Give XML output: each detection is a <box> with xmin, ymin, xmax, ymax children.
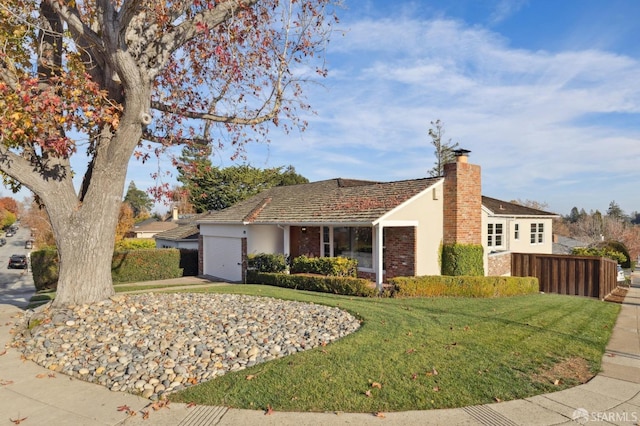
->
<box><xmin>0</xmin><ymin>225</ymin><xmax>36</xmax><ymax>309</ymax></box>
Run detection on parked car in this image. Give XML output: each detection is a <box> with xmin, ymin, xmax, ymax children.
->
<box><xmin>25</xmin><ymin>240</ymin><xmax>33</xmax><ymax>249</ymax></box>
<box><xmin>0</xmin><ymin>238</ymin><xmax>5</xmax><ymax>246</ymax></box>
<box><xmin>617</xmin><ymin>265</ymin><xmax>626</xmax><ymax>282</ymax></box>
<box><xmin>8</xmin><ymin>254</ymin><xmax>27</xmax><ymax>269</ymax></box>
<box><xmin>5</xmin><ymin>231</ymin><xmax>14</xmax><ymax>237</ymax></box>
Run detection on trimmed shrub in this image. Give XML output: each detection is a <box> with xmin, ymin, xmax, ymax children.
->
<box><xmin>291</xmin><ymin>255</ymin><xmax>357</xmax><ymax>277</ymax></box>
<box><xmin>441</xmin><ymin>244</ymin><xmax>484</xmax><ymax>276</ymax></box>
<box><xmin>247</xmin><ymin>270</ymin><xmax>376</xmax><ymax>297</ymax></box>
<box><xmin>112</xmin><ymin>249</ymin><xmax>183</xmax><ymax>283</ymax></box>
<box><xmin>248</xmin><ymin>253</ymin><xmax>288</xmax><ymax>273</ymax></box>
<box><xmin>31</xmin><ymin>248</ymin><xmax>185</xmax><ymax>289</ymax></box>
<box><xmin>115</xmin><ymin>238</ymin><xmax>156</xmax><ymax>250</ymax></box>
<box><xmin>30</xmin><ymin>247</ymin><xmax>59</xmax><ymax>291</ymax></box>
<box><xmin>391</xmin><ymin>275</ymin><xmax>539</xmax><ymax>298</ymax></box>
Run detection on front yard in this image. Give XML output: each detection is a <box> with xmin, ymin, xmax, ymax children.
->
<box><xmin>169</xmin><ymin>285</ymin><xmax>620</xmax><ymax>413</ymax></box>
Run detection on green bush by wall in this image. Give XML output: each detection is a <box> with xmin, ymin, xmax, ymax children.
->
<box><xmin>248</xmin><ymin>253</ymin><xmax>288</xmax><ymax>273</ymax></box>
<box><xmin>247</xmin><ymin>270</ymin><xmax>376</xmax><ymax>297</ymax></box>
<box><xmin>391</xmin><ymin>275</ymin><xmax>539</xmax><ymax>298</ymax></box>
<box><xmin>290</xmin><ymin>255</ymin><xmax>357</xmax><ymax>277</ymax></box>
<box><xmin>441</xmin><ymin>243</ymin><xmax>484</xmax><ymax>276</ymax></box>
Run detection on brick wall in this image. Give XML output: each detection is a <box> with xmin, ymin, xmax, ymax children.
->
<box><xmin>487</xmin><ymin>251</ymin><xmax>511</xmax><ymax>276</ymax></box>
<box><xmin>384</xmin><ymin>227</ymin><xmax>416</xmax><ymax>279</ymax></box>
<box><xmin>443</xmin><ymin>158</ymin><xmax>482</xmax><ymax>246</ymax></box>
<box><xmin>296</xmin><ymin>226</ymin><xmax>321</xmax><ymax>257</ymax></box>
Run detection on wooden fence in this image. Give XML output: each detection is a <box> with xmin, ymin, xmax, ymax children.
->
<box><xmin>511</xmin><ymin>253</ymin><xmax>618</xmax><ymax>299</ymax></box>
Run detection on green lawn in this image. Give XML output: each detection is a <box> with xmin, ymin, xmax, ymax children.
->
<box><xmin>167</xmin><ymin>285</ymin><xmax>620</xmax><ymax>413</ymax></box>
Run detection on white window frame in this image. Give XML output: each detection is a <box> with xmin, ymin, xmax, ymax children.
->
<box><xmin>487</xmin><ymin>222</ymin><xmax>504</xmax><ymax>249</ymax></box>
<box><xmin>530</xmin><ymin>223</ymin><xmax>544</xmax><ymax>244</ymax></box>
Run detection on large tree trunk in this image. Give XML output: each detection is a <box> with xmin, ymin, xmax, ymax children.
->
<box><xmin>48</xmin><ymin>119</ymin><xmax>144</xmax><ymax>307</ymax></box>
<box><xmin>48</xmin><ymin>165</ymin><xmax>126</xmax><ymax>306</ymax></box>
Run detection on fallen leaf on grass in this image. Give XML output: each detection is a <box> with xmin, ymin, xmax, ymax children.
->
<box><xmin>187</xmin><ymin>402</ymin><xmax>197</xmax><ymax>408</ymax></box>
<box><xmin>405</xmin><ymin>348</ymin><xmax>415</xmax><ymax>354</ymax></box>
<box><xmin>371</xmin><ymin>382</ymin><xmax>382</xmax><ymax>389</ymax></box>
<box><xmin>265</xmin><ymin>405</ymin><xmax>274</xmax><ymax>416</ymax></box>
<box><xmin>374</xmin><ymin>412</ymin><xmax>386</xmax><ymax>418</ymax></box>
<box><xmin>245</xmin><ymin>374</ymin><xmax>256</xmax><ymax>381</ymax></box>
<box><xmin>411</xmin><ymin>373</ymin><xmax>418</xmax><ymax>380</ymax></box>
<box><xmin>432</xmin><ymin>386</ymin><xmax>440</xmax><ymax>392</ymax></box>
<box><xmin>494</xmin><ymin>397</ymin><xmax>501</xmax><ymax>403</ymax></box>
<box><xmin>10</xmin><ymin>417</ymin><xmax>27</xmax><ymax>424</ymax></box>
<box><xmin>553</xmin><ymin>379</ymin><xmax>561</xmax><ymax>385</ymax></box>
<box><xmin>426</xmin><ymin>368</ymin><xmax>438</xmax><ymax>376</ymax></box>
<box><xmin>364</xmin><ymin>390</ymin><xmax>372</xmax><ymax>397</ymax></box>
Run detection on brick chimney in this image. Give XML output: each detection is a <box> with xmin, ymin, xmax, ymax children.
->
<box><xmin>443</xmin><ymin>149</ymin><xmax>482</xmax><ymax>245</ymax></box>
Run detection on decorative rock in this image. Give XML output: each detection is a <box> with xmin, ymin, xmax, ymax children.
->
<box><xmin>12</xmin><ymin>293</ymin><xmax>360</xmax><ymax>400</ymax></box>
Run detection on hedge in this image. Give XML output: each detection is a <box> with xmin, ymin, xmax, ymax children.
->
<box><xmin>113</xmin><ymin>249</ymin><xmax>183</xmax><ymax>283</ymax></box>
<box><xmin>247</xmin><ymin>270</ymin><xmax>376</xmax><ymax>297</ymax></box>
<box><xmin>30</xmin><ymin>247</ymin><xmax>59</xmax><ymax>291</ymax></box>
<box><xmin>441</xmin><ymin>243</ymin><xmax>484</xmax><ymax>276</ymax></box>
<box><xmin>248</xmin><ymin>253</ymin><xmax>288</xmax><ymax>273</ymax></box>
<box><xmin>290</xmin><ymin>255</ymin><xmax>357</xmax><ymax>277</ymax></box>
<box><xmin>391</xmin><ymin>275</ymin><xmax>539</xmax><ymax>298</ymax></box>
<box><xmin>31</xmin><ymin>248</ymin><xmax>186</xmax><ymax>290</ymax></box>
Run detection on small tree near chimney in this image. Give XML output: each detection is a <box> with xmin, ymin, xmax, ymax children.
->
<box><xmin>428</xmin><ymin>119</ymin><xmax>460</xmax><ymax>177</ymax></box>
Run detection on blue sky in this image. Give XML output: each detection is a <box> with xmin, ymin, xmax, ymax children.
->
<box><xmin>7</xmin><ymin>0</ymin><xmax>640</xmax><ymax>217</ymax></box>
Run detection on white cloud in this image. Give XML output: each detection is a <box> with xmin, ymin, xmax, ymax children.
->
<box><xmin>290</xmin><ymin>14</ymin><xmax>640</xmax><ymax>213</ymax></box>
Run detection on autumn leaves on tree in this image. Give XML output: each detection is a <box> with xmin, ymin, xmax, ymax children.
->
<box><xmin>0</xmin><ymin>0</ymin><xmax>336</xmax><ymax>306</ymax></box>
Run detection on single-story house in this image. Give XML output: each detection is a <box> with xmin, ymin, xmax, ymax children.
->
<box><xmin>198</xmin><ymin>151</ymin><xmax>558</xmax><ymax>289</ymax></box>
<box><xmin>154</xmin><ymin>210</ymin><xmax>206</xmax><ymax>250</ymax></box>
<box><xmin>128</xmin><ymin>218</ymin><xmax>179</xmax><ymax>239</ymax></box>
<box><xmin>154</xmin><ymin>224</ymin><xmax>200</xmax><ymax>250</ymax></box>
<box><xmin>552</xmin><ymin>234</ymin><xmax>588</xmax><ymax>255</ymax></box>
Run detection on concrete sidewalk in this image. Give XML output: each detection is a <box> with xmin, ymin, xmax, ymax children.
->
<box><xmin>2</xmin><ymin>285</ymin><xmax>640</xmax><ymax>426</ymax></box>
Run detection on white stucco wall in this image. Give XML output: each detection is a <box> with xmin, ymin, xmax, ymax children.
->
<box><xmin>247</xmin><ymin>225</ymin><xmax>284</xmax><ymax>255</ymax></box>
<box><xmin>379</xmin><ymin>184</ymin><xmax>444</xmax><ymax>276</ymax></box>
<box><xmin>481</xmin><ymin>211</ymin><xmax>555</xmax><ymax>271</ymax></box>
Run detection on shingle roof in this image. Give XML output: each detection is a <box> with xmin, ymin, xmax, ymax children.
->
<box><xmin>131</xmin><ymin>220</ymin><xmax>179</xmax><ymax>233</ymax></box>
<box><xmin>482</xmin><ymin>196</ymin><xmax>557</xmax><ymax>217</ymax></box>
<box><xmin>198</xmin><ymin>178</ymin><xmax>443</xmax><ymax>225</ymax></box>
<box><xmin>154</xmin><ymin>225</ymin><xmax>199</xmax><ymax>241</ymax></box>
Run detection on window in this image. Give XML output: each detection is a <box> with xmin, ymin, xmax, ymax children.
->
<box><xmin>530</xmin><ymin>223</ymin><xmax>544</xmax><ymax>244</ymax></box>
<box><xmin>514</xmin><ymin>224</ymin><xmax>519</xmax><ymax>240</ymax></box>
<box><xmin>487</xmin><ymin>223</ymin><xmax>503</xmax><ymax>248</ymax></box>
<box><xmin>321</xmin><ymin>226</ymin><xmax>373</xmax><ymax>268</ymax></box>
